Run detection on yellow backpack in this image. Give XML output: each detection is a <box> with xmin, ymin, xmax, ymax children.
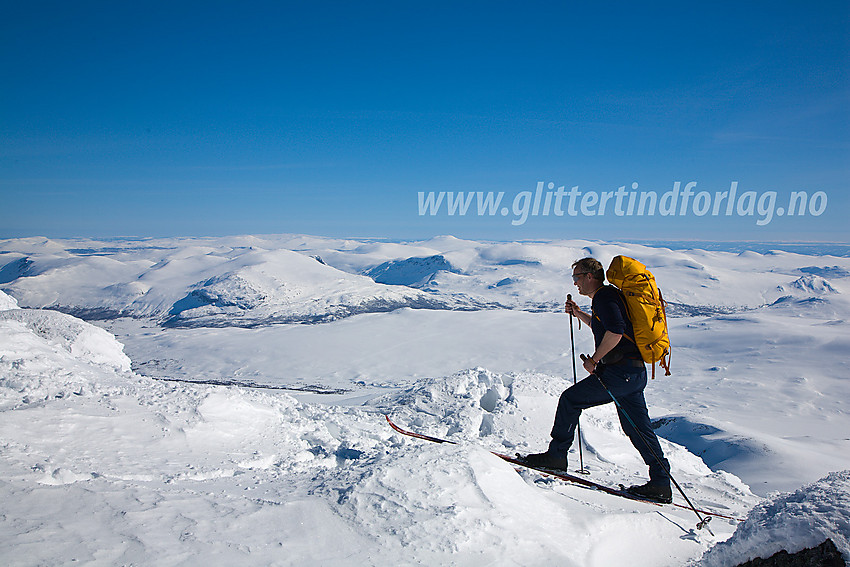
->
<box><xmin>606</xmin><ymin>255</ymin><xmax>671</xmax><ymax>378</ymax></box>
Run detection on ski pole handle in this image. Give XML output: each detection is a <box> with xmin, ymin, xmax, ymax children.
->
<box><xmin>580</xmin><ymin>353</ymin><xmax>599</xmax><ymax>373</ymax></box>
<box><xmin>566</xmin><ymin>293</ymin><xmax>580</xmax><ymax>328</ymax></box>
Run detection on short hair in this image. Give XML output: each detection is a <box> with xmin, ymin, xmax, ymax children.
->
<box><xmin>572</xmin><ymin>257</ymin><xmax>605</xmax><ymax>282</ymax></box>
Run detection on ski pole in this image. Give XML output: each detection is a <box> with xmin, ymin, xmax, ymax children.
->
<box><xmin>567</xmin><ymin>294</ymin><xmax>588</xmax><ymax>474</ymax></box>
<box><xmin>580</xmin><ymin>354</ymin><xmax>714</xmax><ymax>535</ymax></box>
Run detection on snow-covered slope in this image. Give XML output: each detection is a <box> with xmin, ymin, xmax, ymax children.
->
<box><xmin>7</xmin><ymin>235</ymin><xmax>849</xmax><ymax>323</ymax></box>
<box><xmin>2</xmin><ymin>236</ymin><xmax>850</xmax><ymax>565</ymax></box>
<box><xmin>0</xmin><ymin>238</ymin><xmax>451</xmax><ymax>327</ymax></box>
<box><xmin>0</xmin><ymin>310</ymin><xmax>759</xmax><ymax>565</ymax></box>
<box><xmin>0</xmin><ymin>292</ymin><xmax>131</xmax><ymax>409</ymax></box>
<box><xmin>0</xmin><ymin>289</ymin><xmax>19</xmax><ymax>310</ymax></box>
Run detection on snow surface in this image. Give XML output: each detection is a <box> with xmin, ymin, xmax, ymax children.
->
<box><xmin>0</xmin><ymin>289</ymin><xmax>18</xmax><ymax>310</ymax></box>
<box><xmin>2</xmin><ymin>236</ymin><xmax>850</xmax><ymax>565</ymax></box>
<box><xmin>700</xmin><ymin>470</ymin><xmax>850</xmax><ymax>566</ymax></box>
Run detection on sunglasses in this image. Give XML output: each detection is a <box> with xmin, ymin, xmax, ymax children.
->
<box><xmin>572</xmin><ymin>272</ymin><xmax>590</xmax><ymax>282</ymax></box>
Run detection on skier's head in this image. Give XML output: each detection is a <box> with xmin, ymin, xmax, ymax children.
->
<box><xmin>571</xmin><ymin>257</ymin><xmax>604</xmax><ymax>296</ymax></box>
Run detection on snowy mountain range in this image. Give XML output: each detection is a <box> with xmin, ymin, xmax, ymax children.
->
<box><xmin>1</xmin><ymin>234</ymin><xmax>849</xmax><ymax>565</ymax></box>
<box><xmin>2</xmin><ymin>234</ymin><xmax>841</xmax><ymax>325</ymax></box>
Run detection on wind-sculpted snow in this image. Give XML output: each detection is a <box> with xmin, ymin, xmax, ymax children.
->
<box><xmin>369</xmin><ymin>368</ymin><xmax>521</xmax><ymax>439</ymax></box>
<box><xmin>0</xmin><ymin>305</ymin><xmax>131</xmax><ymax>409</ymax></box>
<box><xmin>3</xmin><ymin>302</ymin><xmax>850</xmax><ymax>565</ymax></box>
<box><xmin>0</xmin><ymin>308</ymin><xmax>130</xmax><ymax>371</ymax></box>
<box><xmin>0</xmin><ymin>289</ymin><xmax>18</xmax><ymax>310</ymax></box>
<box><xmin>698</xmin><ymin>470</ymin><xmax>850</xmax><ymax>566</ymax></box>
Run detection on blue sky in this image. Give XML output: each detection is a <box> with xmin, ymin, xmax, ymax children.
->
<box><xmin>2</xmin><ymin>1</ymin><xmax>848</xmax><ymax>241</ymax></box>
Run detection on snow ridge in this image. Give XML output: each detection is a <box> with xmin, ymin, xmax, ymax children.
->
<box><xmin>698</xmin><ymin>470</ymin><xmax>850</xmax><ymax>566</ymax></box>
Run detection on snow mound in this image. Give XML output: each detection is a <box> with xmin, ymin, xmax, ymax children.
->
<box><xmin>373</xmin><ymin>368</ymin><xmax>759</xmax><ymax>521</ymax></box>
<box><xmin>365</xmin><ymin>254</ymin><xmax>457</xmax><ymax>287</ymax></box>
<box><xmin>779</xmin><ymin>274</ymin><xmax>838</xmax><ymax>295</ymax></box>
<box><xmin>0</xmin><ymin>309</ymin><xmax>130</xmax><ymax>372</ymax></box>
<box><xmin>0</xmin><ymin>290</ymin><xmax>19</xmax><ymax>310</ymax></box>
<box><xmin>328</xmin><ymin>443</ymin><xmax>585</xmax><ymax>565</ymax></box>
<box><xmin>371</xmin><ymin>368</ymin><xmax>517</xmax><ymax>439</ymax></box>
<box><xmin>164</xmin><ymin>248</ymin><xmax>451</xmax><ymax>327</ymax></box>
<box><xmin>0</xmin><ymin>308</ymin><xmax>132</xmax><ymax>408</ymax></box>
<box><xmin>698</xmin><ymin>470</ymin><xmax>850</xmax><ymax>566</ymax></box>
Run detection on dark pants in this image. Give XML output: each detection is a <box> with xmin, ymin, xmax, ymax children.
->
<box><xmin>548</xmin><ymin>363</ymin><xmax>671</xmax><ymax>484</ymax></box>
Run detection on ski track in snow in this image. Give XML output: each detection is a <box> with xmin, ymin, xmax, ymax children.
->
<box><xmin>2</xmin><ymin>235</ymin><xmax>850</xmax><ymax>565</ymax></box>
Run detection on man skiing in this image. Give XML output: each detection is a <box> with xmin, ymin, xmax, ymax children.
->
<box><xmin>520</xmin><ymin>257</ymin><xmax>673</xmax><ymax>503</ymax></box>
